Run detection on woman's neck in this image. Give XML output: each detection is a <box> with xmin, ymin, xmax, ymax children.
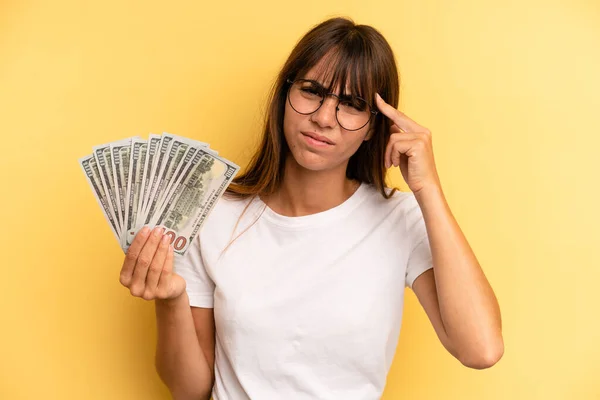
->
<box><xmin>263</xmin><ymin>155</ymin><xmax>360</xmax><ymax>217</ymax></box>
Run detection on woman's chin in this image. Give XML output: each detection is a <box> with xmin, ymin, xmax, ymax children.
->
<box><xmin>289</xmin><ymin>150</ymin><xmax>340</xmax><ymax>172</ymax></box>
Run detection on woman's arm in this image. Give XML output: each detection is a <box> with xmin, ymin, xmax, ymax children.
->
<box><xmin>373</xmin><ymin>93</ymin><xmax>503</xmax><ymax>369</ymax></box>
<box><xmin>120</xmin><ymin>226</ymin><xmax>216</xmax><ymax>399</ymax></box>
<box><xmin>155</xmin><ymin>294</ymin><xmax>215</xmax><ymax>400</ymax></box>
<box><xmin>411</xmin><ymin>184</ymin><xmax>504</xmax><ymax>369</ymax></box>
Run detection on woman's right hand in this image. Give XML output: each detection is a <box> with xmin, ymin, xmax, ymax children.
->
<box><xmin>119</xmin><ymin>226</ymin><xmax>186</xmax><ymax>301</ymax></box>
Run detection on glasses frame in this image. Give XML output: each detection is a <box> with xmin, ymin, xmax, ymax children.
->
<box><xmin>286</xmin><ymin>78</ymin><xmax>378</xmax><ymax>131</ymax></box>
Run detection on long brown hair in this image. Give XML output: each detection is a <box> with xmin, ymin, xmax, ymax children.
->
<box><xmin>225</xmin><ymin>16</ymin><xmax>400</xmax><ymax>201</ymax></box>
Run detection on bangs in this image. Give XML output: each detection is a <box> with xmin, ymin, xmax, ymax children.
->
<box><xmin>296</xmin><ymin>42</ymin><xmax>375</xmax><ymax>103</ymax></box>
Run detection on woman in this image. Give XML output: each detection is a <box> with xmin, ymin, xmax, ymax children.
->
<box><xmin>119</xmin><ymin>17</ymin><xmax>504</xmax><ymax>400</ymax></box>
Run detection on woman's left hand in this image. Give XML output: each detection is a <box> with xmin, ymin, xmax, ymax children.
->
<box><xmin>375</xmin><ymin>93</ymin><xmax>442</xmax><ymax>194</ymax></box>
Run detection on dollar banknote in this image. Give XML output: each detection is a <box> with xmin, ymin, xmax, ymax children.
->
<box><xmin>79</xmin><ymin>155</ymin><xmax>121</xmax><ymax>241</ymax></box>
<box><xmin>147</xmin><ymin>151</ymin><xmax>238</xmax><ymax>255</ymax></box>
<box><xmin>122</xmin><ymin>137</ymin><xmax>146</xmax><ymax>249</ymax></box>
<box><xmin>92</xmin><ymin>143</ymin><xmax>123</xmax><ymax>235</ymax></box>
<box><xmin>137</xmin><ymin>134</ymin><xmax>162</xmax><ymax>225</ymax></box>
<box><xmin>79</xmin><ymin>132</ymin><xmax>239</xmax><ymax>255</ymax></box>
<box><xmin>110</xmin><ymin>138</ymin><xmax>137</xmax><ymax>231</ymax></box>
<box><xmin>143</xmin><ymin>134</ymin><xmax>213</xmax><ymax>226</ymax></box>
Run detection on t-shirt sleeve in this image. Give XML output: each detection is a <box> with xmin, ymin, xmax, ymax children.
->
<box><xmin>174</xmin><ymin>235</ymin><xmax>215</xmax><ymax>308</ymax></box>
<box><xmin>404</xmin><ymin>194</ymin><xmax>434</xmax><ymax>289</ymax></box>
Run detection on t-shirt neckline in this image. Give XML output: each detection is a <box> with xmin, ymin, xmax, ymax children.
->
<box><xmin>256</xmin><ymin>183</ymin><xmax>369</xmax><ymax>229</ymax></box>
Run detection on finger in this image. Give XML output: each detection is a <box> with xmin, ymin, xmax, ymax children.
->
<box><xmin>130</xmin><ymin>226</ymin><xmax>163</xmax><ymax>296</ymax></box>
<box><xmin>162</xmin><ymin>243</ymin><xmax>174</xmax><ymax>275</ymax></box>
<box><xmin>391</xmin><ymin>138</ymin><xmax>421</xmax><ymax>167</ymax></box>
<box><xmin>144</xmin><ymin>233</ymin><xmax>171</xmax><ymax>297</ymax></box>
<box><xmin>390</xmin><ymin>141</ymin><xmax>406</xmax><ymax>167</ymax></box>
<box><xmin>384</xmin><ymin>136</ymin><xmax>395</xmax><ymax>169</ymax></box>
<box><xmin>390</xmin><ymin>124</ymin><xmax>403</xmax><ymax>134</ymax></box>
<box><xmin>157</xmin><ymin>245</ymin><xmax>175</xmax><ymax>297</ymax></box>
<box><xmin>385</xmin><ymin>132</ymin><xmax>413</xmax><ymax>168</ymax></box>
<box><xmin>120</xmin><ymin>226</ymin><xmax>151</xmax><ymax>287</ymax></box>
<box><xmin>375</xmin><ymin>93</ymin><xmax>422</xmax><ymax>133</ymax></box>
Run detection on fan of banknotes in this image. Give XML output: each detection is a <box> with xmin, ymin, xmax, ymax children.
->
<box><xmin>78</xmin><ymin>132</ymin><xmax>240</xmax><ymax>256</ymax></box>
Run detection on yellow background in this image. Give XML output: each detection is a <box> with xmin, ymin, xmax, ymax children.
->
<box><xmin>1</xmin><ymin>0</ymin><xmax>598</xmax><ymax>399</ymax></box>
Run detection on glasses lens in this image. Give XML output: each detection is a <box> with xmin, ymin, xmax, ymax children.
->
<box><xmin>289</xmin><ymin>80</ymin><xmax>323</xmax><ymax>114</ymax></box>
<box><xmin>337</xmin><ymin>98</ymin><xmax>371</xmax><ymax>131</ymax></box>
<box><xmin>288</xmin><ymin>80</ymin><xmax>372</xmax><ymax>131</ymax></box>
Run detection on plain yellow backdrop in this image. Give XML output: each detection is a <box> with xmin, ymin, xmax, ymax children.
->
<box><xmin>1</xmin><ymin>0</ymin><xmax>599</xmax><ymax>399</ymax></box>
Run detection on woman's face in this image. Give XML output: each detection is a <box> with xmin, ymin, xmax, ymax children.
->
<box><xmin>282</xmin><ymin>61</ymin><xmax>373</xmax><ymax>173</ymax></box>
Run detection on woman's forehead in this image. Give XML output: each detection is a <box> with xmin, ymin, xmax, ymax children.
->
<box><xmin>303</xmin><ymin>75</ymin><xmax>348</xmax><ymax>92</ymax></box>
<box><xmin>301</xmin><ymin>54</ymin><xmax>353</xmax><ymax>92</ymax></box>
<box><xmin>302</xmin><ymin>68</ymin><xmax>355</xmax><ymax>95</ymax></box>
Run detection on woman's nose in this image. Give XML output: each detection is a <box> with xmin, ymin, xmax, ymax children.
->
<box><xmin>310</xmin><ymin>96</ymin><xmax>338</xmax><ymax>128</ymax></box>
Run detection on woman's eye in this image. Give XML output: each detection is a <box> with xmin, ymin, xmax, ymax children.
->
<box><xmin>341</xmin><ymin>100</ymin><xmax>365</xmax><ymax>111</ymax></box>
<box><xmin>301</xmin><ymin>87</ymin><xmax>320</xmax><ymax>95</ymax></box>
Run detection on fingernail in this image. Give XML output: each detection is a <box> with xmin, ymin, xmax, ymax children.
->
<box><xmin>141</xmin><ymin>226</ymin><xmax>150</xmax><ymax>235</ymax></box>
<box><xmin>162</xmin><ymin>234</ymin><xmax>170</xmax><ymax>244</ymax></box>
<box><xmin>154</xmin><ymin>227</ymin><xmax>163</xmax><ymax>237</ymax></box>
<box><xmin>376</xmin><ymin>93</ymin><xmax>381</xmax><ymax>100</ymax></box>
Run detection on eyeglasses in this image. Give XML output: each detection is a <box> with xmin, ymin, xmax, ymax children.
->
<box><xmin>286</xmin><ymin>78</ymin><xmax>378</xmax><ymax>131</ymax></box>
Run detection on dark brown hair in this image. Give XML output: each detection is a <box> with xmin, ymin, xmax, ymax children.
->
<box><xmin>225</xmin><ymin>16</ymin><xmax>400</xmax><ymax>201</ymax></box>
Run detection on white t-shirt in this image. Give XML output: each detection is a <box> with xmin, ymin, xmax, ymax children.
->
<box><xmin>175</xmin><ymin>182</ymin><xmax>434</xmax><ymax>400</ymax></box>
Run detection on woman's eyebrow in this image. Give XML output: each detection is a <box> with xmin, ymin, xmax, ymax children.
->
<box><xmin>306</xmin><ymin>79</ymin><xmax>357</xmax><ymax>99</ymax></box>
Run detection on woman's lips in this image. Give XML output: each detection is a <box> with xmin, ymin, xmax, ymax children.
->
<box><xmin>301</xmin><ymin>132</ymin><xmax>334</xmax><ymax>147</ymax></box>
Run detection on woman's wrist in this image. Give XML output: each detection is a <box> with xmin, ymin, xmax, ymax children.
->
<box><xmin>156</xmin><ymin>290</ymin><xmax>189</xmax><ymax>308</ymax></box>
